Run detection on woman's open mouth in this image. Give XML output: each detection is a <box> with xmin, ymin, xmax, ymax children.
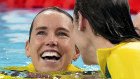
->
<box><xmin>41</xmin><ymin>51</ymin><xmax>61</xmax><ymax>61</ymax></box>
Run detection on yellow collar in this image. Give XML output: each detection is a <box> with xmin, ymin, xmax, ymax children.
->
<box><xmin>97</xmin><ymin>42</ymin><xmax>127</xmax><ymax>76</ymax></box>
<box><xmin>1</xmin><ymin>63</ymin><xmax>84</xmax><ymax>72</ymax></box>
<box><xmin>64</xmin><ymin>64</ymin><xmax>84</xmax><ymax>71</ymax></box>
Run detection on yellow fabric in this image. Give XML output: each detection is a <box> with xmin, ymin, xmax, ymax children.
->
<box><xmin>0</xmin><ymin>63</ymin><xmax>36</xmax><ymax>72</ymax></box>
<box><xmin>97</xmin><ymin>42</ymin><xmax>140</xmax><ymax>79</ymax></box>
<box><xmin>0</xmin><ymin>64</ymin><xmax>84</xmax><ymax>78</ymax></box>
<box><xmin>65</xmin><ymin>64</ymin><xmax>84</xmax><ymax>71</ymax></box>
<box><xmin>0</xmin><ymin>63</ymin><xmax>84</xmax><ymax>72</ymax></box>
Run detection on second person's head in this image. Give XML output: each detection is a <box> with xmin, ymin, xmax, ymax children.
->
<box><xmin>73</xmin><ymin>0</ymin><xmax>140</xmax><ymax>65</ymax></box>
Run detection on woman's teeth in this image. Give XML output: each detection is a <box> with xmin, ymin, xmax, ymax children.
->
<box><xmin>42</xmin><ymin>52</ymin><xmax>60</xmax><ymax>58</ymax></box>
<box><xmin>41</xmin><ymin>52</ymin><xmax>61</xmax><ymax>60</ymax></box>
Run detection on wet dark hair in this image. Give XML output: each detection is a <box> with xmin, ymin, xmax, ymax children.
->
<box><xmin>74</xmin><ymin>0</ymin><xmax>140</xmax><ymax>44</ymax></box>
<box><xmin>29</xmin><ymin>7</ymin><xmax>73</xmax><ymax>42</ymax></box>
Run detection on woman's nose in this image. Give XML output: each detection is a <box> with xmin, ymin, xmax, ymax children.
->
<box><xmin>45</xmin><ymin>34</ymin><xmax>57</xmax><ymax>47</ymax></box>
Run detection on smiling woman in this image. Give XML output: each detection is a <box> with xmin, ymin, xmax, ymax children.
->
<box><xmin>25</xmin><ymin>7</ymin><xmax>83</xmax><ymax>72</ymax></box>
<box><xmin>0</xmin><ymin>7</ymin><xmax>83</xmax><ymax>75</ymax></box>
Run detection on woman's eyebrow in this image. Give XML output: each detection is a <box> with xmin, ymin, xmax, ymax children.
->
<box><xmin>35</xmin><ymin>26</ymin><xmax>48</xmax><ymax>30</ymax></box>
<box><xmin>56</xmin><ymin>27</ymin><xmax>70</xmax><ymax>33</ymax></box>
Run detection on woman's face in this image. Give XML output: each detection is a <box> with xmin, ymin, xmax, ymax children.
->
<box><xmin>72</xmin><ymin>14</ymin><xmax>99</xmax><ymax>65</ymax></box>
<box><xmin>25</xmin><ymin>10</ymin><xmax>79</xmax><ymax>72</ymax></box>
<box><xmin>72</xmin><ymin>13</ymin><xmax>112</xmax><ymax>65</ymax></box>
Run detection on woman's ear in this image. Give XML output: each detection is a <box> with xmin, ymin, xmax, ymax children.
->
<box><xmin>25</xmin><ymin>40</ymin><xmax>30</xmax><ymax>58</ymax></box>
<box><xmin>78</xmin><ymin>11</ymin><xmax>86</xmax><ymax>31</ymax></box>
<box><xmin>73</xmin><ymin>46</ymin><xmax>80</xmax><ymax>61</ymax></box>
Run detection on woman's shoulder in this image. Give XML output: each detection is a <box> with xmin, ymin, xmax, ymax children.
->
<box><xmin>107</xmin><ymin>42</ymin><xmax>140</xmax><ymax>79</ymax></box>
<box><xmin>108</xmin><ymin>41</ymin><xmax>140</xmax><ymax>67</ymax></box>
<box><xmin>112</xmin><ymin>41</ymin><xmax>140</xmax><ymax>54</ymax></box>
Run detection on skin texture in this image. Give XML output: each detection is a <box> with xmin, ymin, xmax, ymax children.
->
<box><xmin>25</xmin><ymin>10</ymin><xmax>80</xmax><ymax>72</ymax></box>
<box><xmin>72</xmin><ymin>12</ymin><xmax>115</xmax><ymax>65</ymax></box>
<box><xmin>133</xmin><ymin>13</ymin><xmax>140</xmax><ymax>36</ymax></box>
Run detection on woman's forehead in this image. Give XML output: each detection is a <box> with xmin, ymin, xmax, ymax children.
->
<box><xmin>33</xmin><ymin>11</ymin><xmax>73</xmax><ymax>31</ymax></box>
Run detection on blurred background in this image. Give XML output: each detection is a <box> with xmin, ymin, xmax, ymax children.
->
<box><xmin>0</xmin><ymin>0</ymin><xmax>139</xmax><ymax>71</ymax></box>
<box><xmin>0</xmin><ymin>0</ymin><xmax>139</xmax><ymax>14</ymax></box>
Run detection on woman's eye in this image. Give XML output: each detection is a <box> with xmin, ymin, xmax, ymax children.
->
<box><xmin>37</xmin><ymin>31</ymin><xmax>46</xmax><ymax>35</ymax></box>
<box><xmin>58</xmin><ymin>32</ymin><xmax>68</xmax><ymax>37</ymax></box>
